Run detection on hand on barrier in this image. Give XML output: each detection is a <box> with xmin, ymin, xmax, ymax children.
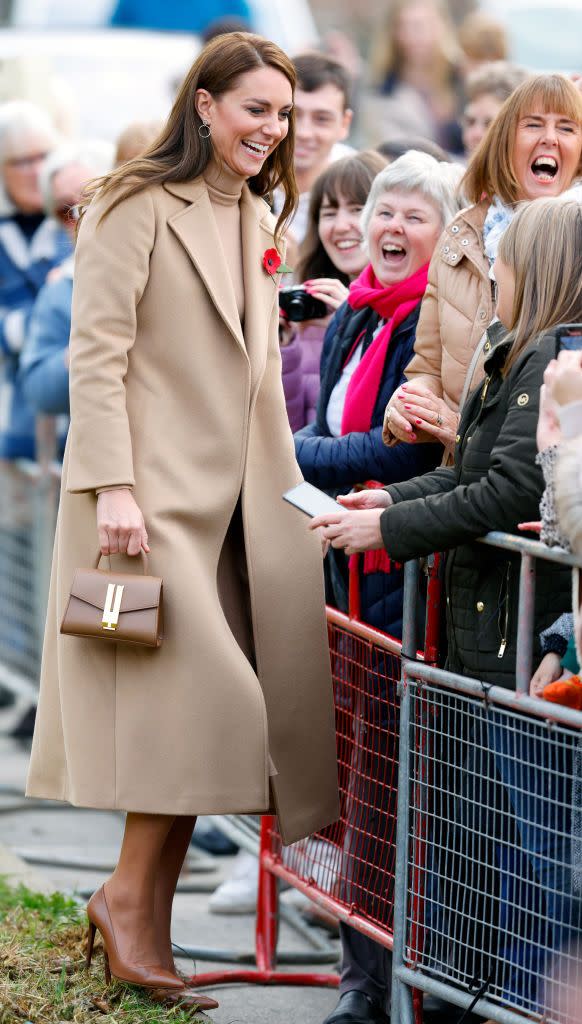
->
<box><xmin>337</xmin><ymin>490</ymin><xmax>393</xmax><ymax>510</ymax></box>
<box><xmin>96</xmin><ymin>487</ymin><xmax>149</xmax><ymax>557</ymax></box>
<box><xmin>530</xmin><ymin>651</ymin><xmax>563</xmax><ymax>699</ymax></box>
<box><xmin>309</xmin><ymin>507</ymin><xmax>383</xmax><ymax>555</ymax></box>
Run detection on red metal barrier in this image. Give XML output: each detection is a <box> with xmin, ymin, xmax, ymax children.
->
<box><xmin>190</xmin><ymin>570</ymin><xmax>442</xmax><ymax>1011</ymax></box>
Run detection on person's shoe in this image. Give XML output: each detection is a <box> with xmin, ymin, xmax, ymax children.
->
<box><xmin>86</xmin><ymin>885</ymin><xmax>185</xmax><ymax>990</ymax></box>
<box><xmin>208</xmin><ymin>851</ymin><xmax>258</xmax><ymax>914</ymax></box>
<box><xmin>322</xmin><ymin>991</ymin><xmax>390</xmax><ymax>1024</ymax></box>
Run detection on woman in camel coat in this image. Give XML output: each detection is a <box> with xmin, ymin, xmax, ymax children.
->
<box><xmin>26</xmin><ymin>32</ymin><xmax>339</xmax><ymax>1006</ymax></box>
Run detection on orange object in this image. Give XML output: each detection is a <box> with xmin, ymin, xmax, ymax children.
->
<box><xmin>543</xmin><ymin>675</ymin><xmax>582</xmax><ymax>710</ymax></box>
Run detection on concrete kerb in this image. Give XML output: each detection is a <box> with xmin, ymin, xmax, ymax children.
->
<box><xmin>0</xmin><ymin>840</ymin><xmax>55</xmax><ymax>893</ymax></box>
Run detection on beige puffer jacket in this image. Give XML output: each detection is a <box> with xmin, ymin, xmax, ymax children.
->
<box><xmin>384</xmin><ymin>198</ymin><xmax>494</xmax><ymax>439</ymax></box>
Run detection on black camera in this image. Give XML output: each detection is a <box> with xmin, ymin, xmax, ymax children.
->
<box><xmin>279</xmin><ymin>286</ymin><xmax>328</xmax><ymax>323</ymax></box>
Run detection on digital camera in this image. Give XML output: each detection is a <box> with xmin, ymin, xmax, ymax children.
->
<box><xmin>279</xmin><ymin>286</ymin><xmax>328</xmax><ymax>323</ymax></box>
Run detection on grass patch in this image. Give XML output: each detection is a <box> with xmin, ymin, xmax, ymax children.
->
<box><xmin>0</xmin><ymin>878</ymin><xmax>206</xmax><ymax>1023</ymax></box>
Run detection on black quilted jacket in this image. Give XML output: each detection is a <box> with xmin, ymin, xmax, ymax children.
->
<box><xmin>379</xmin><ymin>330</ymin><xmax>572</xmax><ymax>688</ymax></box>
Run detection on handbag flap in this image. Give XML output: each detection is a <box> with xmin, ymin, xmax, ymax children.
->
<box><xmin>69</xmin><ymin>568</ymin><xmax>162</xmax><ymax>613</ymax></box>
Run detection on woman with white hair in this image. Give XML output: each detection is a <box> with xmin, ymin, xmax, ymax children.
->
<box><xmin>0</xmin><ymin>100</ymin><xmax>69</xmax><ymax>460</ymax></box>
<box><xmin>295</xmin><ymin>149</ymin><xmax>464</xmax><ymax>1024</ymax></box>
<box><xmin>295</xmin><ymin>150</ymin><xmax>464</xmax><ymax>637</ymax></box>
<box><xmin>19</xmin><ymin>140</ymin><xmax>114</xmax><ymax>420</ymax></box>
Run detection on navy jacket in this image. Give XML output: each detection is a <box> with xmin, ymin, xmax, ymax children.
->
<box><xmin>295</xmin><ymin>300</ymin><xmax>440</xmax><ymax>636</ymax></box>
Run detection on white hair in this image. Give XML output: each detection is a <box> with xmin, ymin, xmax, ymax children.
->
<box><xmin>39</xmin><ymin>140</ymin><xmax>115</xmax><ymax>215</ymax></box>
<box><xmin>0</xmin><ymin>100</ymin><xmax>59</xmax><ymax>217</ymax></box>
<box><xmin>361</xmin><ymin>150</ymin><xmax>466</xmax><ymax>248</ymax></box>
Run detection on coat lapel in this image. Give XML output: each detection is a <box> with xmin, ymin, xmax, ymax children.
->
<box><xmin>240</xmin><ymin>185</ymin><xmax>281</xmax><ymax>395</ymax></box>
<box><xmin>165</xmin><ymin>178</ymin><xmax>245</xmax><ymax>352</ymax></box>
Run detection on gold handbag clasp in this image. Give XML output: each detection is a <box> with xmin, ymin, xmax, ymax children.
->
<box><xmin>102</xmin><ymin>583</ymin><xmax>124</xmax><ymax>630</ymax></box>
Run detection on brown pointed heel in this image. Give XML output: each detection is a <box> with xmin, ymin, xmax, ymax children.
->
<box><xmin>86</xmin><ymin>884</ymin><xmax>184</xmax><ymax>991</ymax></box>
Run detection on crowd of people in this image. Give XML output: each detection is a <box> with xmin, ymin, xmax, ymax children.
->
<box><xmin>0</xmin><ymin>7</ymin><xmax>581</xmax><ymax>1023</ymax></box>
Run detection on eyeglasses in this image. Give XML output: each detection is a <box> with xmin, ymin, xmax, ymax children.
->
<box><xmin>55</xmin><ymin>204</ymin><xmax>80</xmax><ymax>227</ymax></box>
<box><xmin>4</xmin><ymin>152</ymin><xmax>50</xmax><ymax>169</ymax></box>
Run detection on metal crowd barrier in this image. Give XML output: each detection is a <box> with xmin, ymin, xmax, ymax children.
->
<box><xmin>393</xmin><ymin>536</ymin><xmax>582</xmax><ymax>1024</ymax></box>
<box><xmin>0</xmin><ymin>445</ymin><xmax>59</xmax><ymax>702</ymax></box>
<box><xmin>190</xmin><ymin>561</ymin><xmax>442</xmax><ymax>1021</ymax></box>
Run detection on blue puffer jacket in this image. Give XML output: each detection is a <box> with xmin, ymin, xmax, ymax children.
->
<box><xmin>0</xmin><ymin>216</ymin><xmax>71</xmax><ymax>459</ymax></box>
<box><xmin>295</xmin><ymin>300</ymin><xmax>440</xmax><ymax>637</ymax></box>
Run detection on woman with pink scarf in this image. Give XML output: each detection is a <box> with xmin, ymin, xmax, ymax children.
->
<box><xmin>295</xmin><ymin>151</ymin><xmax>463</xmax><ymax>636</ymax></box>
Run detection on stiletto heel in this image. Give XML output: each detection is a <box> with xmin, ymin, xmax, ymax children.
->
<box><xmin>86</xmin><ymin>922</ymin><xmax>96</xmax><ymax>969</ymax></box>
<box><xmin>104</xmin><ymin>950</ymin><xmax>111</xmax><ymax>986</ymax></box>
<box><xmin>86</xmin><ymin>885</ymin><xmax>184</xmax><ymax>991</ymax></box>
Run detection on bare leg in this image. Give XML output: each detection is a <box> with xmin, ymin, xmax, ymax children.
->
<box><xmin>104</xmin><ymin>812</ymin><xmax>178</xmax><ymax>971</ymax></box>
<box><xmin>153</xmin><ymin>815</ymin><xmax>197</xmax><ymax>971</ymax></box>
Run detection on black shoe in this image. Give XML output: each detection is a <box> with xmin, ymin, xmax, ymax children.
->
<box><xmin>322</xmin><ymin>991</ymin><xmax>390</xmax><ymax>1024</ymax></box>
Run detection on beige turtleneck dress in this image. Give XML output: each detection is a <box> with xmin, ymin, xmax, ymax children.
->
<box><xmin>204</xmin><ymin>159</ymin><xmax>246</xmax><ymax>323</ymax></box>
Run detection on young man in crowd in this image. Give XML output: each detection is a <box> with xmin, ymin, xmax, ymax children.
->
<box><xmin>274</xmin><ymin>52</ymin><xmax>354</xmax><ymax>245</ymax></box>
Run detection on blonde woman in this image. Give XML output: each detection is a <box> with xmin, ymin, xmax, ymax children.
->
<box><xmin>367</xmin><ymin>0</ymin><xmax>463</xmax><ymax>153</ymax></box>
<box><xmin>314</xmin><ymin>196</ymin><xmax>582</xmax><ymax>1016</ymax></box>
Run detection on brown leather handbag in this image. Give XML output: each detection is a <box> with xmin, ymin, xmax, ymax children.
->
<box><xmin>60</xmin><ymin>551</ymin><xmax>163</xmax><ymax>648</ymax></box>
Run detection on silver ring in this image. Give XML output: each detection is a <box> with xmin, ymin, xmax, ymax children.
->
<box><xmin>436</xmin><ymin>412</ymin><xmax>443</xmax><ymax>427</ymax></box>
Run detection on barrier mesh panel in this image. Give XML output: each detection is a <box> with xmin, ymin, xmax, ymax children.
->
<box><xmin>270</xmin><ymin>619</ymin><xmax>401</xmax><ymax>942</ymax></box>
<box><xmin>406</xmin><ymin>682</ymin><xmax>582</xmax><ymax>1024</ymax></box>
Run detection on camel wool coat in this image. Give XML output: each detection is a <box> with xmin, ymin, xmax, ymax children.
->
<box><xmin>26</xmin><ymin>175</ymin><xmax>340</xmax><ymax>845</ymax></box>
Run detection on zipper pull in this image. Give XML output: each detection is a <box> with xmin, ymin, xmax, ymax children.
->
<box><xmin>498</xmin><ymin>639</ymin><xmax>507</xmax><ymax>658</ymax></box>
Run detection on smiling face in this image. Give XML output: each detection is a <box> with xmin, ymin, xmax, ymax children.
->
<box><xmin>293</xmin><ymin>85</ymin><xmax>351</xmax><ymax>180</ymax></box>
<box><xmin>195</xmin><ymin>66</ymin><xmax>293</xmax><ymax>179</ymax></box>
<box><xmin>512</xmin><ymin>110</ymin><xmax>582</xmax><ymax>200</ymax></box>
<box><xmin>318</xmin><ymin>190</ymin><xmax>366</xmax><ymax>278</ymax></box>
<box><xmin>367</xmin><ymin>188</ymin><xmax>442</xmax><ymax>286</ymax></box>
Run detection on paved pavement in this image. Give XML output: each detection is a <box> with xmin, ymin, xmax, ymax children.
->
<box><xmin>0</xmin><ymin>701</ymin><xmax>340</xmax><ymax>1024</ymax></box>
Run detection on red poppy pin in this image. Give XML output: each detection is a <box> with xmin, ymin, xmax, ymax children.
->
<box><xmin>263</xmin><ymin>247</ymin><xmax>292</xmax><ymax>277</ymax></box>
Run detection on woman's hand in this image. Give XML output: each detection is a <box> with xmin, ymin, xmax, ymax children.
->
<box><xmin>530</xmin><ymin>652</ymin><xmax>563</xmax><ymax>699</ymax></box>
<box><xmin>536</xmin><ymin>379</ymin><xmax>562</xmax><ymax>451</ymax></box>
<box><xmin>97</xmin><ymin>487</ymin><xmax>149</xmax><ymax>557</ymax></box>
<box><xmin>309</xmin><ymin>508</ymin><xmax>384</xmax><ymax>555</ymax></box>
<box><xmin>545</xmin><ymin>349</ymin><xmax>582</xmax><ymax>407</ymax></box>
<box><xmin>337</xmin><ymin>489</ymin><xmax>393</xmax><ymax>510</ymax></box>
<box><xmin>304</xmin><ymin>278</ymin><xmax>349</xmax><ymax>312</ymax></box>
<box><xmin>387</xmin><ymin>381</ymin><xmax>459</xmax><ymax>447</ymax></box>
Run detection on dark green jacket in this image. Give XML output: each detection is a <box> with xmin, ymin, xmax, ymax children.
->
<box><xmin>380</xmin><ymin>330</ymin><xmax>572</xmax><ymax>688</ymax></box>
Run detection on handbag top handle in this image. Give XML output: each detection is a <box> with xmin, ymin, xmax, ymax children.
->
<box><xmin>93</xmin><ymin>549</ymin><xmax>150</xmax><ymax>574</ymax></box>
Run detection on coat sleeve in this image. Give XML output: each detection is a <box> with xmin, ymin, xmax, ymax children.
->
<box><xmin>379</xmin><ymin>346</ymin><xmax>548</xmax><ymax>560</ymax></box>
<box><xmin>65</xmin><ymin>187</ymin><xmax>156</xmax><ymax>493</ymax></box>
<box><xmin>19</xmin><ymin>280</ymin><xmax>71</xmax><ymax>415</ymax></box>
<box><xmin>400</xmin><ymin>244</ymin><xmax>444</xmax><ymax>398</ymax></box>
<box><xmin>295</xmin><ymin>424</ymin><xmax>439</xmax><ymax>491</ymax></box>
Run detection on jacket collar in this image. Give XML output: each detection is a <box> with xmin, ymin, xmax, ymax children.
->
<box><xmin>438</xmin><ymin>198</ymin><xmax>490</xmax><ymax>279</ymax></box>
<box><xmin>164</xmin><ymin>177</ymin><xmax>279</xmax><ymax>381</ymax></box>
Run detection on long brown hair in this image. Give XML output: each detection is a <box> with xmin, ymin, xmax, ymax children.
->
<box><xmin>498</xmin><ymin>197</ymin><xmax>582</xmax><ymax>371</ymax></box>
<box><xmin>462</xmin><ymin>74</ymin><xmax>582</xmax><ymax>205</ymax></box>
<box><xmin>296</xmin><ymin>151</ymin><xmax>387</xmax><ymax>284</ymax></box>
<box><xmin>82</xmin><ymin>32</ymin><xmax>298</xmax><ymax>240</ymax></box>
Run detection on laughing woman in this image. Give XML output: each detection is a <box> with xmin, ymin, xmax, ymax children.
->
<box><xmin>383</xmin><ymin>73</ymin><xmax>582</xmax><ymax>456</ymax></box>
<box><xmin>26</xmin><ymin>32</ymin><xmax>339</xmax><ymax>1009</ymax></box>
